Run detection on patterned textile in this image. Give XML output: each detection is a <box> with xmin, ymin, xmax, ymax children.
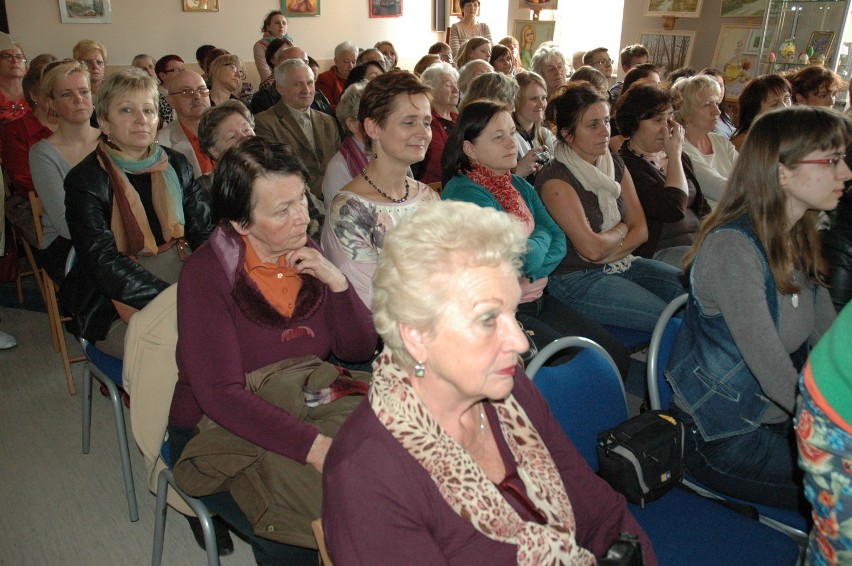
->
<box><xmin>467</xmin><ymin>163</ymin><xmax>532</xmax><ymax>225</ymax></box>
<box><xmin>797</xmin><ymin>378</ymin><xmax>852</xmax><ymax>566</ymax></box>
<box><xmin>369</xmin><ymin>349</ymin><xmax>595</xmax><ymax>565</ymax></box>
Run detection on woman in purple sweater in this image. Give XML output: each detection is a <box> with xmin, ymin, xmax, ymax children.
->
<box><xmin>322</xmin><ymin>200</ymin><xmax>655</xmax><ymax>565</ymax></box>
<box><xmin>168</xmin><ymin>137</ymin><xmax>377</xmax><ymax>563</ymax></box>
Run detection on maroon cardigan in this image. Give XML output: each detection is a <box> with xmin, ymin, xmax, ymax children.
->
<box><xmin>169</xmin><ymin>226</ymin><xmax>377</xmax><ymax>464</ymax></box>
<box><xmin>322</xmin><ymin>366</ymin><xmax>657</xmax><ymax>565</ymax></box>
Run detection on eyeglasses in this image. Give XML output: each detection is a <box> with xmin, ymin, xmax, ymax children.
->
<box><xmin>82</xmin><ymin>59</ymin><xmax>105</xmax><ymax>67</ymax></box>
<box><xmin>792</xmin><ymin>154</ymin><xmax>846</xmax><ymax>168</ymax></box>
<box><xmin>226</xmin><ymin>64</ymin><xmax>247</xmax><ymax>79</ymax></box>
<box><xmin>169</xmin><ymin>86</ymin><xmax>210</xmax><ymax>98</ymax></box>
<box><xmin>162</xmin><ymin>67</ymin><xmax>185</xmax><ymax>75</ymax></box>
<box><xmin>591</xmin><ymin>58</ymin><xmax>614</xmax><ymax>67</ymax></box>
<box><xmin>0</xmin><ymin>53</ymin><xmax>27</xmax><ymax>63</ymax></box>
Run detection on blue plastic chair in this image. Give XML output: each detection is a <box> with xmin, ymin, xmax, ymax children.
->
<box><xmin>529</xmin><ymin>336</ymin><xmax>801</xmax><ymax>565</ymax></box>
<box><xmin>646</xmin><ymin>294</ymin><xmax>809</xmax><ymax>546</ymax></box>
<box><xmin>69</xmin><ymin>249</ymin><xmax>138</xmax><ymax>522</ymax></box>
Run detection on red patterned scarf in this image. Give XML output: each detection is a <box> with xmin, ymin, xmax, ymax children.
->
<box><xmin>467</xmin><ymin>163</ymin><xmax>532</xmax><ymax>225</ymax></box>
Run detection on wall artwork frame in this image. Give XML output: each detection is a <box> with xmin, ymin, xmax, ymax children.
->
<box><xmin>182</xmin><ymin>0</ymin><xmax>218</xmax><ymax>12</ymax></box>
<box><xmin>720</xmin><ymin>0</ymin><xmax>765</xmax><ymax>18</ymax></box>
<box><xmin>450</xmin><ymin>0</ymin><xmax>461</xmax><ymax>16</ymax></box>
<box><xmin>514</xmin><ymin>19</ymin><xmax>555</xmax><ymax>71</ymax></box>
<box><xmin>519</xmin><ymin>0</ymin><xmax>559</xmax><ymax>8</ymax></box>
<box><xmin>712</xmin><ymin>25</ymin><xmax>760</xmax><ymax>100</ymax></box>
<box><xmin>644</xmin><ymin>0</ymin><xmax>702</xmax><ymax>18</ymax></box>
<box><xmin>58</xmin><ymin>0</ymin><xmax>112</xmax><ymax>23</ymax></box>
<box><xmin>284</xmin><ymin>0</ymin><xmax>319</xmax><ymax>17</ymax></box>
<box><xmin>743</xmin><ymin>26</ymin><xmax>772</xmax><ymax>55</ymax></box>
<box><xmin>638</xmin><ymin>29</ymin><xmax>695</xmax><ymax>77</ymax></box>
<box><xmin>370</xmin><ymin>0</ymin><xmax>401</xmax><ymax>17</ymax></box>
<box><xmin>807</xmin><ymin>31</ymin><xmax>835</xmax><ymax>59</ymax></box>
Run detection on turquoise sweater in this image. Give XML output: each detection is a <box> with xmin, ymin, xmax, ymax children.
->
<box><xmin>442</xmin><ymin>174</ymin><xmax>566</xmax><ymax>282</ymax></box>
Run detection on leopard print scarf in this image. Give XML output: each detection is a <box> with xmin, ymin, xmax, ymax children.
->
<box><xmin>369</xmin><ymin>348</ymin><xmax>595</xmax><ymax>565</ymax></box>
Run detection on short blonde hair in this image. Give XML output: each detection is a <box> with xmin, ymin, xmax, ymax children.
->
<box><xmin>72</xmin><ymin>39</ymin><xmax>107</xmax><ymax>62</ymax></box>
<box><xmin>460</xmin><ymin>72</ymin><xmax>518</xmax><ymax>111</ymax></box>
<box><xmin>43</xmin><ymin>60</ymin><xmax>90</xmax><ymax>100</ymax></box>
<box><xmin>208</xmin><ymin>54</ymin><xmax>242</xmax><ymax>84</ymax></box>
<box><xmin>671</xmin><ymin>74</ymin><xmax>720</xmax><ymax>123</ymax></box>
<box><xmin>94</xmin><ymin>69</ymin><xmax>158</xmax><ymax>121</ymax></box>
<box><xmin>372</xmin><ymin>201</ymin><xmax>526</xmax><ymax>367</ymax></box>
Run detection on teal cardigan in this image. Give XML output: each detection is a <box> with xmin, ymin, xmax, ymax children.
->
<box><xmin>442</xmin><ymin>173</ymin><xmax>566</xmax><ymax>282</ymax></box>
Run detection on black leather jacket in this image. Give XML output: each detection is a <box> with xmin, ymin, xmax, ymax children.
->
<box><xmin>60</xmin><ymin>147</ymin><xmax>213</xmax><ymax>341</ymax></box>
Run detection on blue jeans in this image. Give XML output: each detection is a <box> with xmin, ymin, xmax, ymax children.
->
<box><xmin>546</xmin><ymin>258</ymin><xmax>686</xmax><ymax>333</ymax></box>
<box><xmin>671</xmin><ymin>408</ymin><xmax>805</xmax><ymax>510</ymax></box>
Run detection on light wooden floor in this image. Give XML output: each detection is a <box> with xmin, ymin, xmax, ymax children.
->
<box><xmin>0</xmin><ymin>305</ymin><xmax>256</xmax><ymax>565</ymax></box>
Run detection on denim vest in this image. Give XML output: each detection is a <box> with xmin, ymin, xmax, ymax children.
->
<box><xmin>666</xmin><ymin>216</ymin><xmax>808</xmax><ymax>441</ymax></box>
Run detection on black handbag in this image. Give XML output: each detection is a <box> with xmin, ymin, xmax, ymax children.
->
<box><xmin>596</xmin><ymin>410</ymin><xmax>685</xmax><ymax>507</ymax></box>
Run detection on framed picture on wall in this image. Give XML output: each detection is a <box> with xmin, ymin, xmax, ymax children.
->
<box><xmin>519</xmin><ymin>0</ymin><xmax>559</xmax><ymax>8</ymax></box>
<box><xmin>638</xmin><ymin>29</ymin><xmax>695</xmax><ymax>77</ymax></box>
<box><xmin>370</xmin><ymin>0</ymin><xmax>402</xmax><ymax>17</ymax></box>
<box><xmin>183</xmin><ymin>0</ymin><xmax>219</xmax><ymax>12</ymax></box>
<box><xmin>712</xmin><ymin>25</ymin><xmax>759</xmax><ymax>100</ymax></box>
<box><xmin>450</xmin><ymin>0</ymin><xmax>461</xmax><ymax>16</ymax></box>
<box><xmin>743</xmin><ymin>27</ymin><xmax>772</xmax><ymax>55</ymax></box>
<box><xmin>644</xmin><ymin>0</ymin><xmax>702</xmax><ymax>18</ymax></box>
<box><xmin>284</xmin><ymin>0</ymin><xmax>320</xmax><ymax>17</ymax></box>
<box><xmin>720</xmin><ymin>0</ymin><xmax>765</xmax><ymax>18</ymax></box>
<box><xmin>58</xmin><ymin>0</ymin><xmax>112</xmax><ymax>23</ymax></box>
<box><xmin>807</xmin><ymin>31</ymin><xmax>835</xmax><ymax>58</ymax></box>
<box><xmin>514</xmin><ymin>19</ymin><xmax>555</xmax><ymax>71</ymax></box>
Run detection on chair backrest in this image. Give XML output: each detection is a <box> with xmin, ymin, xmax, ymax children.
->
<box><xmin>27</xmin><ymin>192</ymin><xmax>45</xmax><ymax>249</ymax></box>
<box><xmin>122</xmin><ymin>283</ymin><xmax>191</xmax><ymax>514</ymax></box>
<box><xmin>647</xmin><ymin>294</ymin><xmax>688</xmax><ymax>411</ymax></box>
<box><xmin>527</xmin><ymin>336</ymin><xmax>628</xmax><ymax>471</ymax></box>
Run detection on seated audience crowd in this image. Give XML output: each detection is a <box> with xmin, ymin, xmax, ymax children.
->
<box><xmin>2</xmin><ymin>18</ymin><xmax>852</xmax><ymax>566</ymax></box>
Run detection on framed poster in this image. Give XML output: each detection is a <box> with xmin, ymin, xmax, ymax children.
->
<box><xmin>58</xmin><ymin>0</ymin><xmax>112</xmax><ymax>23</ymax></box>
<box><xmin>450</xmin><ymin>0</ymin><xmax>461</xmax><ymax>16</ymax></box>
<box><xmin>807</xmin><ymin>31</ymin><xmax>835</xmax><ymax>58</ymax></box>
<box><xmin>519</xmin><ymin>0</ymin><xmax>559</xmax><ymax>8</ymax></box>
<box><xmin>183</xmin><ymin>0</ymin><xmax>218</xmax><ymax>12</ymax></box>
<box><xmin>720</xmin><ymin>0</ymin><xmax>766</xmax><ymax>18</ymax></box>
<box><xmin>284</xmin><ymin>0</ymin><xmax>319</xmax><ymax>17</ymax></box>
<box><xmin>514</xmin><ymin>19</ymin><xmax>555</xmax><ymax>70</ymax></box>
<box><xmin>645</xmin><ymin>0</ymin><xmax>702</xmax><ymax>18</ymax></box>
<box><xmin>712</xmin><ymin>25</ymin><xmax>759</xmax><ymax>100</ymax></box>
<box><xmin>743</xmin><ymin>26</ymin><xmax>772</xmax><ymax>55</ymax></box>
<box><xmin>638</xmin><ymin>29</ymin><xmax>695</xmax><ymax>77</ymax></box>
<box><xmin>370</xmin><ymin>0</ymin><xmax>401</xmax><ymax>17</ymax></box>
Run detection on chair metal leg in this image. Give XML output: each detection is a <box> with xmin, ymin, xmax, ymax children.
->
<box><xmin>101</xmin><ymin>372</ymin><xmax>139</xmax><ymax>522</ymax></box>
<box><xmin>82</xmin><ymin>362</ymin><xmax>139</xmax><ymax>521</ymax></box>
<box><xmin>82</xmin><ymin>364</ymin><xmax>92</xmax><ymax>454</ymax></box>
<box><xmin>153</xmin><ymin>469</ymin><xmax>169</xmax><ymax>566</ymax></box>
<box><xmin>154</xmin><ymin>468</ymin><xmax>220</xmax><ymax>566</ymax></box>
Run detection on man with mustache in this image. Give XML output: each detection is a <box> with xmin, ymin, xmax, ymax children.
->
<box><xmin>159</xmin><ymin>69</ymin><xmax>215</xmax><ymax>182</ymax></box>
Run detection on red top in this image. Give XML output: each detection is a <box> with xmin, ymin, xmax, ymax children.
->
<box><xmin>315</xmin><ymin>67</ymin><xmax>347</xmax><ymax>110</ymax></box>
<box><xmin>0</xmin><ymin>110</ymin><xmax>51</xmax><ymax>194</ymax></box>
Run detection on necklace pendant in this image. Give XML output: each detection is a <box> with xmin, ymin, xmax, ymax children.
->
<box><xmin>791</xmin><ymin>293</ymin><xmax>799</xmax><ymax>308</ymax></box>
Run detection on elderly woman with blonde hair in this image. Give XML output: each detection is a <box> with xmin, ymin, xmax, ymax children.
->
<box><xmin>60</xmin><ymin>69</ymin><xmax>213</xmax><ymax>358</ymax></box>
<box><xmin>72</xmin><ymin>39</ymin><xmax>107</xmax><ymax>93</ymax></box>
<box><xmin>207</xmin><ymin>53</ymin><xmax>246</xmax><ymax>107</ymax></box>
<box><xmin>322</xmin><ymin>200</ymin><xmax>654</xmax><ymax>564</ymax></box>
<box><xmin>672</xmin><ymin>74</ymin><xmax>738</xmax><ymax>206</ymax></box>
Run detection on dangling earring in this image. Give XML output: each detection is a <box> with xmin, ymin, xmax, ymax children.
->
<box><xmin>414</xmin><ymin>361</ymin><xmax>426</xmax><ymax>378</ymax></box>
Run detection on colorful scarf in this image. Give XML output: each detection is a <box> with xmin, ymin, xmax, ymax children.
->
<box><xmin>339</xmin><ymin>135</ymin><xmax>369</xmax><ymax>179</ymax></box>
<box><xmin>554</xmin><ymin>142</ymin><xmax>635</xmax><ymax>273</ymax></box>
<box><xmin>96</xmin><ymin>139</ymin><xmax>184</xmax><ymax>256</ymax></box>
<box><xmin>467</xmin><ymin>163</ymin><xmax>533</xmax><ymax>225</ymax></box>
<box><xmin>369</xmin><ymin>349</ymin><xmax>595</xmax><ymax>565</ymax></box>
